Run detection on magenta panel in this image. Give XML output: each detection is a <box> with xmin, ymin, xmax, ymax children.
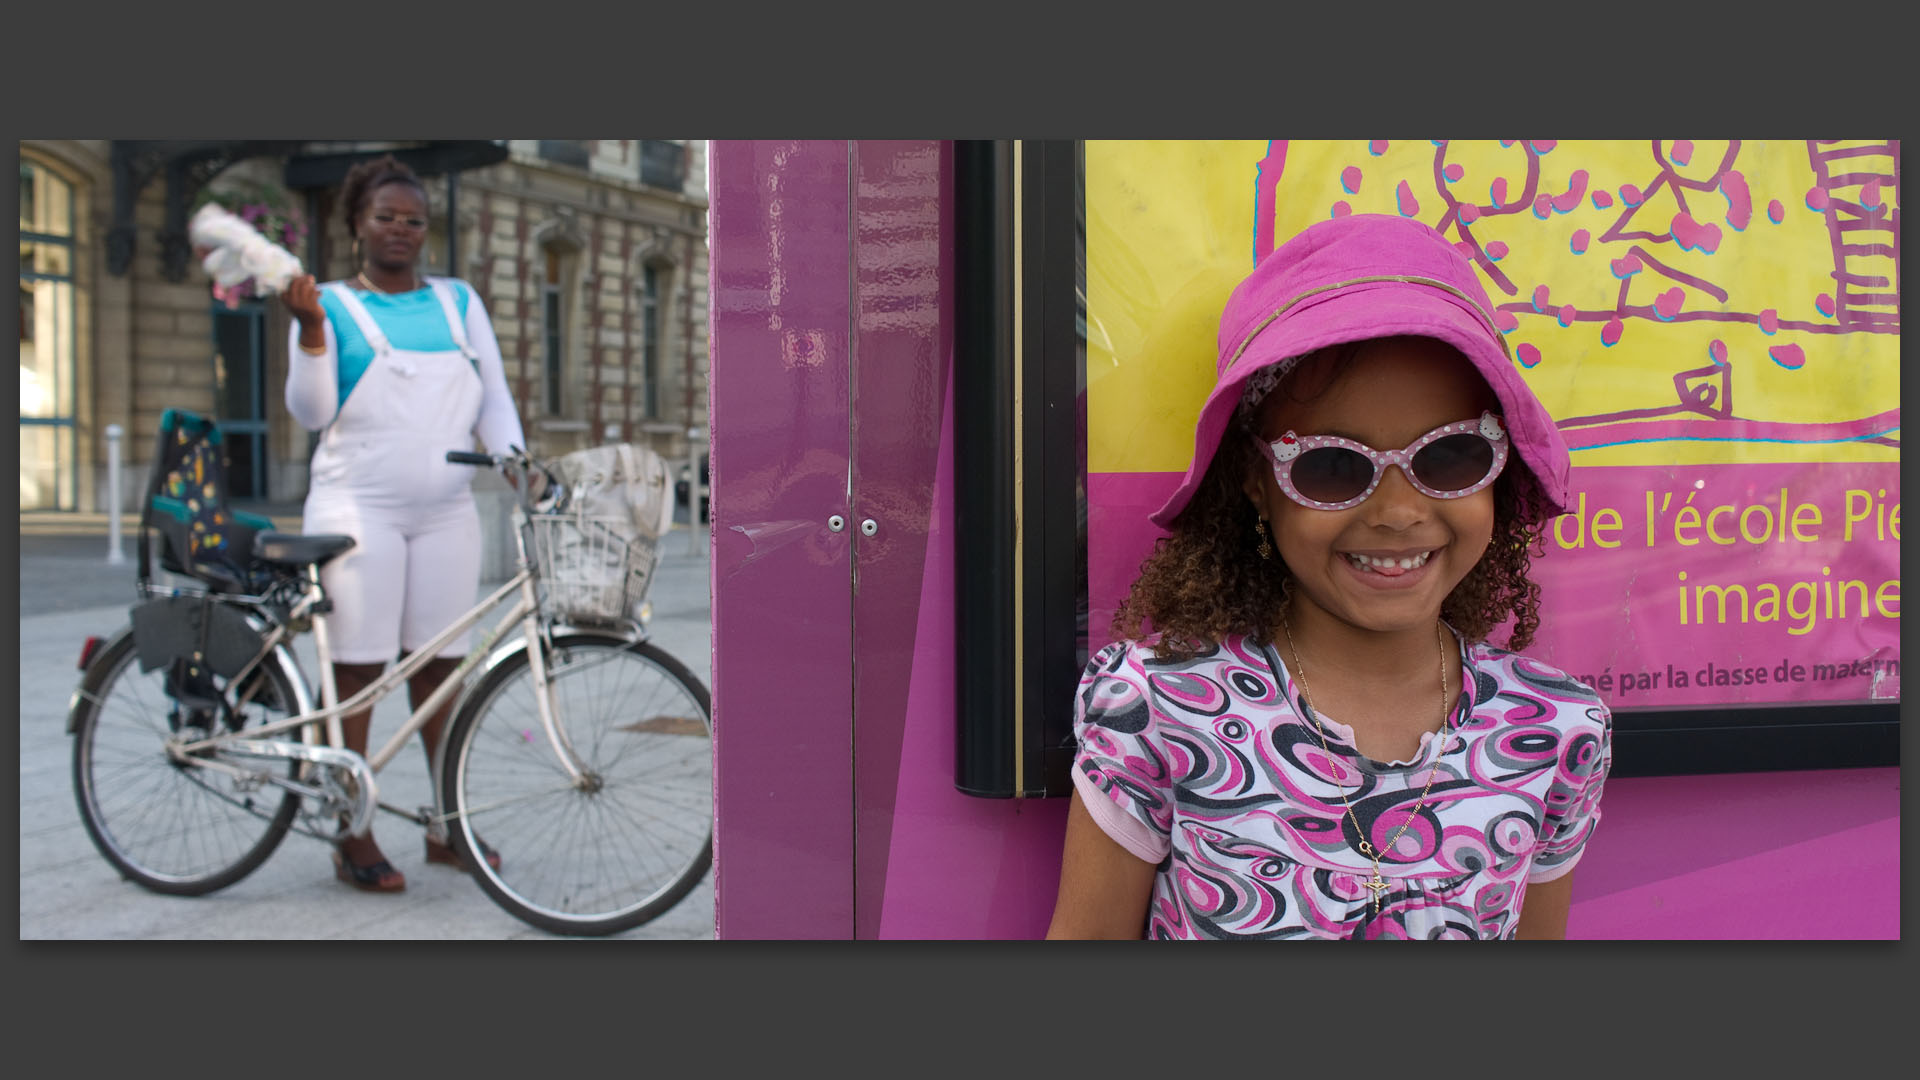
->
<box><xmin>1567</xmin><ymin>767</ymin><xmax>1898</xmax><ymax>939</ymax></box>
<box><xmin>849</xmin><ymin>143</ymin><xmax>1072</xmax><ymax>938</ymax></box>
<box><xmin>873</xmin><ymin>363</ymin><xmax>1073</xmax><ymax>939</ymax></box>
<box><xmin>849</xmin><ymin>141</ymin><xmax>952</xmax><ymax>938</ymax></box>
<box><xmin>709</xmin><ymin>141</ymin><xmax>855</xmax><ymax>939</ymax></box>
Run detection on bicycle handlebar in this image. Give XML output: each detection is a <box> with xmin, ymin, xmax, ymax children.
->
<box><xmin>444</xmin><ymin>447</ymin><xmax>568</xmax><ymax>513</ymax></box>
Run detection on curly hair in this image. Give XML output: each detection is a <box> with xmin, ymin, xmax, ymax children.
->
<box><xmin>340</xmin><ymin>153</ymin><xmax>426</xmax><ymax>238</ymax></box>
<box><xmin>1112</xmin><ymin>343</ymin><xmax>1554</xmax><ymax>660</ymax></box>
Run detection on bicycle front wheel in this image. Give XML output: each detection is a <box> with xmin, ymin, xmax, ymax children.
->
<box><xmin>441</xmin><ymin>633</ymin><xmax>712</xmax><ymax>936</ymax></box>
<box><xmin>70</xmin><ymin>629</ymin><xmax>304</xmax><ymax>895</ymax></box>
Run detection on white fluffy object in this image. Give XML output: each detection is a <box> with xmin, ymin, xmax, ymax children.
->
<box><xmin>190</xmin><ymin>202</ymin><xmax>304</xmax><ymax>296</ymax></box>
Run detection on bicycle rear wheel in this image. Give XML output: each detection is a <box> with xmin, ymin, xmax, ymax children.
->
<box><xmin>70</xmin><ymin>629</ymin><xmax>304</xmax><ymax>895</ymax></box>
<box><xmin>441</xmin><ymin>633</ymin><xmax>712</xmax><ymax>936</ymax></box>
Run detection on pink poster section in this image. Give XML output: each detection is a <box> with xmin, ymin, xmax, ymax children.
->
<box><xmin>1089</xmin><ymin>460</ymin><xmax>1898</xmax><ymax>710</ymax></box>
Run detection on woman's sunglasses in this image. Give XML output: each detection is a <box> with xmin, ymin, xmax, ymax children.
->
<box><xmin>1253</xmin><ymin>411</ymin><xmax>1509</xmax><ymax>511</ymax></box>
<box><xmin>371</xmin><ymin>212</ymin><xmax>429</xmax><ymax>232</ymax></box>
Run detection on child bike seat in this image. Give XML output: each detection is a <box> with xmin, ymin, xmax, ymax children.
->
<box><xmin>139</xmin><ymin>409</ymin><xmax>278</xmax><ymax>594</ymax></box>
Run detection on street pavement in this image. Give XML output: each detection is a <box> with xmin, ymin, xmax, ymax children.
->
<box><xmin>17</xmin><ymin>512</ymin><xmax>715</xmax><ymax>940</ymax></box>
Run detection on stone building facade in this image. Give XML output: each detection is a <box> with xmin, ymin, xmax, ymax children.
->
<box><xmin>17</xmin><ymin>139</ymin><xmax>709</xmax><ymax>515</ymax></box>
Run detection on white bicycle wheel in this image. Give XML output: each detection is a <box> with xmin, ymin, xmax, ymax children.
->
<box><xmin>441</xmin><ymin>633</ymin><xmax>712</xmax><ymax>936</ymax></box>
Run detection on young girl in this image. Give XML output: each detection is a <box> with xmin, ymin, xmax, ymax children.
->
<box><xmin>1047</xmin><ymin>214</ymin><xmax>1611</xmax><ymax>940</ymax></box>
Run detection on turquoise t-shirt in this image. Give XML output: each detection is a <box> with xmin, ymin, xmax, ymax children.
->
<box><xmin>321</xmin><ymin>281</ymin><xmax>475</xmax><ymax>409</ymax></box>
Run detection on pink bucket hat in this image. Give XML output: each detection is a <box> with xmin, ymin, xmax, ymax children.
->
<box><xmin>1150</xmin><ymin>214</ymin><xmax>1571</xmax><ymax>528</ymax></box>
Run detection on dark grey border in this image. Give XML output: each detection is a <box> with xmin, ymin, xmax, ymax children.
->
<box><xmin>7</xmin><ymin>6</ymin><xmax>1911</xmax><ymax>1069</ymax></box>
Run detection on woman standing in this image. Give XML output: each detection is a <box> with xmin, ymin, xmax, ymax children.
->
<box><xmin>280</xmin><ymin>154</ymin><xmax>526</xmax><ymax>892</ymax></box>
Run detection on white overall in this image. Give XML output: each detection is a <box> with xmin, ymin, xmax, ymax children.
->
<box><xmin>302</xmin><ymin>280</ymin><xmax>486</xmax><ymax>663</ymax></box>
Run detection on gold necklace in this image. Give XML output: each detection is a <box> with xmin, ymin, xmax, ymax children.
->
<box><xmin>357</xmin><ymin>270</ymin><xmax>418</xmax><ymax>295</ymax></box>
<box><xmin>1279</xmin><ymin>613</ymin><xmax>1451</xmax><ymax>917</ymax></box>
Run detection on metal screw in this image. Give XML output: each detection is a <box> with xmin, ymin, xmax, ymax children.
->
<box><xmin>860</xmin><ymin>519</ymin><xmax>878</xmax><ymax>537</ymax></box>
<box><xmin>827</xmin><ymin>515</ymin><xmax>845</xmax><ymax>532</ymax></box>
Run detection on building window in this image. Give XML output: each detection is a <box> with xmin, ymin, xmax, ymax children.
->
<box><xmin>640</xmin><ymin>265</ymin><xmax>661</xmax><ymax>419</ymax></box>
<box><xmin>20</xmin><ymin>160</ymin><xmax>77</xmax><ymax>511</ymax></box>
<box><xmin>639</xmin><ymin>141</ymin><xmax>686</xmax><ymax>191</ymax></box>
<box><xmin>543</xmin><ymin>250</ymin><xmax>564</xmax><ymax>415</ymax></box>
<box><xmin>538</xmin><ymin>140</ymin><xmax>591</xmax><ymax>170</ymax></box>
<box><xmin>210</xmin><ymin>302</ymin><xmax>269</xmax><ymax>500</ymax></box>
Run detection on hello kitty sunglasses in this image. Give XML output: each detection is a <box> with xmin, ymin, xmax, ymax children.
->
<box><xmin>1253</xmin><ymin>411</ymin><xmax>1510</xmax><ymax>511</ymax></box>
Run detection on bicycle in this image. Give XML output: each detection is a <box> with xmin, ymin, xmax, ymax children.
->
<box><xmin>67</xmin><ymin>412</ymin><xmax>712</xmax><ymax>937</ymax></box>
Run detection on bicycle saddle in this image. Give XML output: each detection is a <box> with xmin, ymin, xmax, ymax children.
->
<box><xmin>251</xmin><ymin>532</ymin><xmax>358</xmax><ymax>568</ymax></box>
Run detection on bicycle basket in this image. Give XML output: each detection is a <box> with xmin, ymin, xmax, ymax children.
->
<box><xmin>534</xmin><ymin>443</ymin><xmax>674</xmax><ymax>624</ymax></box>
<box><xmin>530</xmin><ymin>513</ymin><xmax>660</xmax><ymax>624</ymax></box>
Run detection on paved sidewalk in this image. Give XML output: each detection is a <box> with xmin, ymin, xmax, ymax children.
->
<box><xmin>17</xmin><ymin>518</ymin><xmax>715</xmax><ymax>940</ymax></box>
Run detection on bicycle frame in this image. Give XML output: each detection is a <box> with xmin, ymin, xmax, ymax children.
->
<box><xmin>68</xmin><ymin>435</ymin><xmax>708</xmax><ymax>938</ymax></box>
<box><xmin>169</xmin><ymin>487</ymin><xmax>611</xmax><ymax>836</ymax></box>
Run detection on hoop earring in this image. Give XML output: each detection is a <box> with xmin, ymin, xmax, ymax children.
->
<box><xmin>351</xmin><ymin>236</ymin><xmax>362</xmax><ymax>268</ymax></box>
<box><xmin>1255</xmin><ymin>518</ymin><xmax>1272</xmax><ymax>560</ymax></box>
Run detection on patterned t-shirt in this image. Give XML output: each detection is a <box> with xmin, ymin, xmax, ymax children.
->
<box><xmin>1072</xmin><ymin>632</ymin><xmax>1611</xmax><ymax>940</ymax></box>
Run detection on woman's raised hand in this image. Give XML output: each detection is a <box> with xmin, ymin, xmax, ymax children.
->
<box><xmin>282</xmin><ymin>274</ymin><xmax>325</xmax><ymax>330</ymax></box>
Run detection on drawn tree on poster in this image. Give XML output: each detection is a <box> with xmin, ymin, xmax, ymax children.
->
<box><xmin>1254</xmin><ymin>140</ymin><xmax>1900</xmax><ymax>453</ymax></box>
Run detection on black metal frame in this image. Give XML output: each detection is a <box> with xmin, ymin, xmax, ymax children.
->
<box><xmin>278</xmin><ymin>141</ymin><xmax>509</xmax><ymax>190</ymax></box>
<box><xmin>108</xmin><ymin>141</ymin><xmax>309</xmax><ymax>281</ymax></box>
<box><xmin>954</xmin><ymin>141</ymin><xmax>1084</xmax><ymax>798</ymax></box>
<box><xmin>951</xmin><ymin>139</ymin><xmax>1897</xmax><ymax>789</ymax></box>
<box><xmin>1609</xmin><ymin>702</ymin><xmax>1898</xmax><ymax>777</ymax></box>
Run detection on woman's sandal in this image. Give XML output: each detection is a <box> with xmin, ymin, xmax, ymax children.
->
<box><xmin>425</xmin><ymin>834</ymin><xmax>502</xmax><ymax>873</ymax></box>
<box><xmin>332</xmin><ymin>847</ymin><xmax>406</xmax><ymax>893</ymax></box>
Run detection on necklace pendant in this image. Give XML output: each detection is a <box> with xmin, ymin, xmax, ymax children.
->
<box><xmin>1363</xmin><ymin>870</ymin><xmax>1390</xmax><ymax>915</ymax></box>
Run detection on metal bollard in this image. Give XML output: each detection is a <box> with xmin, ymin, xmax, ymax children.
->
<box><xmin>686</xmin><ymin>426</ymin><xmax>704</xmax><ymax>556</ymax></box>
<box><xmin>104</xmin><ymin>424</ymin><xmax>126</xmax><ymax>565</ymax></box>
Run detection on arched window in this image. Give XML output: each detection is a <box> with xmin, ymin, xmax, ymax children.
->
<box><xmin>534</xmin><ymin>214</ymin><xmax>585</xmax><ymax>420</ymax></box>
<box><xmin>641</xmin><ymin>263</ymin><xmax>660</xmax><ymax>419</ymax></box>
<box><xmin>632</xmin><ymin>244</ymin><xmax>680</xmax><ymax>426</ymax></box>
<box><xmin>20</xmin><ymin>160</ymin><xmax>77</xmax><ymax>510</ymax></box>
<box><xmin>544</xmin><ymin>248</ymin><xmax>566</xmax><ymax>415</ymax></box>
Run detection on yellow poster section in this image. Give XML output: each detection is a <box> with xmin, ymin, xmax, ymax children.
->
<box><xmin>1087</xmin><ymin>139</ymin><xmax>1899</xmax><ymax>475</ymax></box>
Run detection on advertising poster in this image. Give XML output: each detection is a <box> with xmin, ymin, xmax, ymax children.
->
<box><xmin>1085</xmin><ymin>139</ymin><xmax>1899</xmax><ymax>710</ymax></box>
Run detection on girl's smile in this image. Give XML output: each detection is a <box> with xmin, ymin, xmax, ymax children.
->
<box><xmin>1339</xmin><ymin>545</ymin><xmax>1437</xmax><ymax>578</ymax></box>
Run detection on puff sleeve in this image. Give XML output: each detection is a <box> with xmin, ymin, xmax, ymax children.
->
<box><xmin>1528</xmin><ymin>698</ymin><xmax>1613</xmax><ymax>883</ymax></box>
<box><xmin>1070</xmin><ymin>640</ymin><xmax>1175</xmax><ymax>865</ymax></box>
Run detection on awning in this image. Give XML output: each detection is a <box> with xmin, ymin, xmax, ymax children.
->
<box><xmin>108</xmin><ymin>140</ymin><xmax>510</xmax><ymax>282</ymax></box>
